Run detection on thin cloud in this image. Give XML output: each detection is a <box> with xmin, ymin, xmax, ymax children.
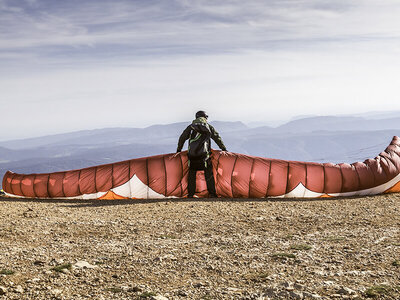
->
<box><xmin>1</xmin><ymin>0</ymin><xmax>400</xmax><ymax>55</ymax></box>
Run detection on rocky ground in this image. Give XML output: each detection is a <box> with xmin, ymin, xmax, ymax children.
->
<box><xmin>0</xmin><ymin>194</ymin><xmax>399</xmax><ymax>299</ymax></box>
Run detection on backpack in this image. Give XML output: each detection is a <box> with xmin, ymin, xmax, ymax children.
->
<box><xmin>188</xmin><ymin>121</ymin><xmax>211</xmax><ymax>160</ymax></box>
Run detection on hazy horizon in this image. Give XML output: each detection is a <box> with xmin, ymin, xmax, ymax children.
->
<box><xmin>1</xmin><ymin>109</ymin><xmax>399</xmax><ymax>142</ymax></box>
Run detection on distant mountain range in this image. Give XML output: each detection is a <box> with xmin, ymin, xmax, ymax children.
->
<box><xmin>1</xmin><ymin>112</ymin><xmax>400</xmax><ymax>189</ymax></box>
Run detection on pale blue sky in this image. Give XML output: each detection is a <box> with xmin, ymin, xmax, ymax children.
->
<box><xmin>1</xmin><ymin>0</ymin><xmax>400</xmax><ymax>140</ymax></box>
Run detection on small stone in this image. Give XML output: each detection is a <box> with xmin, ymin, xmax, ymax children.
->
<box><xmin>193</xmin><ymin>282</ymin><xmax>204</xmax><ymax>288</ymax></box>
<box><xmin>162</xmin><ymin>254</ymin><xmax>177</xmax><ymax>261</ymax></box>
<box><xmin>337</xmin><ymin>287</ymin><xmax>356</xmax><ymax>295</ymax></box>
<box><xmin>289</xmin><ymin>290</ymin><xmax>303</xmax><ymax>299</ymax></box>
<box><xmin>33</xmin><ymin>260</ymin><xmax>45</xmax><ymax>266</ymax></box>
<box><xmin>177</xmin><ymin>290</ymin><xmax>187</xmax><ymax>296</ymax></box>
<box><xmin>50</xmin><ymin>258</ymin><xmax>64</xmax><ymax>266</ymax></box>
<box><xmin>277</xmin><ymin>290</ymin><xmax>289</xmax><ymax>298</ymax></box>
<box><xmin>60</xmin><ymin>268</ymin><xmax>70</xmax><ymax>274</ymax></box>
<box><xmin>264</xmin><ymin>288</ymin><xmax>276</xmax><ymax>297</ymax></box>
<box><xmin>303</xmin><ymin>291</ymin><xmax>323</xmax><ymax>299</ymax></box>
<box><xmin>346</xmin><ymin>270</ymin><xmax>362</xmax><ymax>276</ymax></box>
<box><xmin>0</xmin><ymin>286</ymin><xmax>7</xmax><ymax>295</ymax></box>
<box><xmin>280</xmin><ymin>281</ymin><xmax>291</xmax><ymax>288</ymax></box>
<box><xmin>303</xmin><ymin>292</ymin><xmax>313</xmax><ymax>298</ymax></box>
<box><xmin>137</xmin><ymin>284</ymin><xmax>147</xmax><ymax>291</ymax></box>
<box><xmin>334</xmin><ymin>271</ymin><xmax>344</xmax><ymax>276</ymax></box>
<box><xmin>14</xmin><ymin>285</ymin><xmax>24</xmax><ymax>293</ymax></box>
<box><xmin>151</xmin><ymin>295</ymin><xmax>169</xmax><ymax>300</ymax></box>
<box><xmin>51</xmin><ymin>289</ymin><xmax>62</xmax><ymax>295</ymax></box>
<box><xmin>128</xmin><ymin>286</ymin><xmax>142</xmax><ymax>292</ymax></box>
<box><xmin>313</xmin><ymin>270</ymin><xmax>326</xmax><ymax>276</ymax></box>
<box><xmin>294</xmin><ymin>283</ymin><xmax>305</xmax><ymax>290</ymax></box>
<box><xmin>73</xmin><ymin>261</ymin><xmax>96</xmax><ymax>269</ymax></box>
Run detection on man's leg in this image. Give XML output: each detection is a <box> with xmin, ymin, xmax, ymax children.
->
<box><xmin>187</xmin><ymin>167</ymin><xmax>197</xmax><ymax>197</ymax></box>
<box><xmin>204</xmin><ymin>160</ymin><xmax>217</xmax><ymax>197</ymax></box>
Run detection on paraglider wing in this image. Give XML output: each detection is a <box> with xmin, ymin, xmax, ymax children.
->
<box><xmin>3</xmin><ymin>136</ymin><xmax>400</xmax><ymax>199</ymax></box>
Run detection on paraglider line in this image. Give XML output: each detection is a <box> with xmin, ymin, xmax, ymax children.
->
<box><xmin>163</xmin><ymin>155</ymin><xmax>167</xmax><ymax>197</ymax></box>
<box><xmin>9</xmin><ymin>172</ymin><xmax>16</xmax><ymax>196</ymax></box>
<box><xmin>46</xmin><ymin>173</ymin><xmax>50</xmax><ymax>198</ymax></box>
<box><xmin>339</xmin><ymin>166</ymin><xmax>344</xmax><ymax>194</ymax></box>
<box><xmin>322</xmin><ymin>164</ymin><xmax>326</xmax><ymax>195</ymax></box>
<box><xmin>77</xmin><ymin>170</ymin><xmax>82</xmax><ymax>197</ymax></box>
<box><xmin>231</xmin><ymin>156</ymin><xmax>238</xmax><ymax>198</ymax></box>
<box><xmin>387</xmin><ymin>153</ymin><xmax>396</xmax><ymax>169</ymax></box>
<box><xmin>94</xmin><ymin>167</ymin><xmax>98</xmax><ymax>192</ymax></box>
<box><xmin>265</xmin><ymin>161</ymin><xmax>271</xmax><ymax>198</ymax></box>
<box><xmin>311</xmin><ymin>141</ymin><xmax>388</xmax><ymax>162</ymax></box>
<box><xmin>248</xmin><ymin>158</ymin><xmax>255</xmax><ymax>198</ymax></box>
<box><xmin>215</xmin><ymin>151</ymin><xmax>222</xmax><ymax>194</ymax></box>
<box><xmin>111</xmin><ymin>164</ymin><xmax>114</xmax><ymax>193</ymax></box>
<box><xmin>304</xmin><ymin>164</ymin><xmax>308</xmax><ymax>196</ymax></box>
<box><xmin>354</xmin><ymin>164</ymin><xmax>361</xmax><ymax>191</ymax></box>
<box><xmin>380</xmin><ymin>155</ymin><xmax>390</xmax><ymax>178</ymax></box>
<box><xmin>283</xmin><ymin>161</ymin><xmax>289</xmax><ymax>195</ymax></box>
<box><xmin>60</xmin><ymin>173</ymin><xmax>65</xmax><ymax>198</ymax></box>
<box><xmin>369</xmin><ymin>161</ymin><xmax>377</xmax><ymax>188</ymax></box>
<box><xmin>178</xmin><ymin>154</ymin><xmax>184</xmax><ymax>197</ymax></box>
<box><xmin>32</xmin><ymin>174</ymin><xmax>37</xmax><ymax>198</ymax></box>
<box><xmin>285</xmin><ymin>163</ymin><xmax>291</xmax><ymax>195</ymax></box>
<box><xmin>145</xmin><ymin>158</ymin><xmax>149</xmax><ymax>199</ymax></box>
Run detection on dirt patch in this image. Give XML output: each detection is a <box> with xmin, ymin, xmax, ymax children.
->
<box><xmin>0</xmin><ymin>194</ymin><xmax>399</xmax><ymax>299</ymax></box>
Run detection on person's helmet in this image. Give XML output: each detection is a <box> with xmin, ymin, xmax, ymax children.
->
<box><xmin>195</xmin><ymin>110</ymin><xmax>208</xmax><ymax>119</ymax></box>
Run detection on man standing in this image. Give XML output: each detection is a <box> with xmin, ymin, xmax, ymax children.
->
<box><xmin>177</xmin><ymin>111</ymin><xmax>227</xmax><ymax>198</ymax></box>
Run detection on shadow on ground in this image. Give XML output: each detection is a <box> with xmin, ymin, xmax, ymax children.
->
<box><xmin>0</xmin><ymin>194</ymin><xmax>378</xmax><ymax>208</ymax></box>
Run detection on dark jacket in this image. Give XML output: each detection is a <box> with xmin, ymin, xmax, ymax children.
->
<box><xmin>177</xmin><ymin>117</ymin><xmax>227</xmax><ymax>159</ymax></box>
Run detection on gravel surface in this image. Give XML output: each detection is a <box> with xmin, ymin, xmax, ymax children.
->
<box><xmin>0</xmin><ymin>194</ymin><xmax>399</xmax><ymax>299</ymax></box>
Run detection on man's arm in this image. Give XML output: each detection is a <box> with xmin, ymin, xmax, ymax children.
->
<box><xmin>209</xmin><ymin>125</ymin><xmax>227</xmax><ymax>151</ymax></box>
<box><xmin>177</xmin><ymin>125</ymin><xmax>192</xmax><ymax>152</ymax></box>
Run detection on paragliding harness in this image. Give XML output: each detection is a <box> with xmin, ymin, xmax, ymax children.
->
<box><xmin>187</xmin><ymin>120</ymin><xmax>211</xmax><ymax>170</ymax></box>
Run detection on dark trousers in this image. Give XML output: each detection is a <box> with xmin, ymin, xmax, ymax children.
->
<box><xmin>188</xmin><ymin>159</ymin><xmax>217</xmax><ymax>197</ymax></box>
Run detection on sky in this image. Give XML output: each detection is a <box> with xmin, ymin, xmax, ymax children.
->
<box><xmin>1</xmin><ymin>0</ymin><xmax>400</xmax><ymax>140</ymax></box>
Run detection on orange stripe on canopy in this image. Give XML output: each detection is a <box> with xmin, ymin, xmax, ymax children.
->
<box><xmin>384</xmin><ymin>181</ymin><xmax>400</xmax><ymax>193</ymax></box>
<box><xmin>99</xmin><ymin>190</ymin><xmax>128</xmax><ymax>200</ymax></box>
